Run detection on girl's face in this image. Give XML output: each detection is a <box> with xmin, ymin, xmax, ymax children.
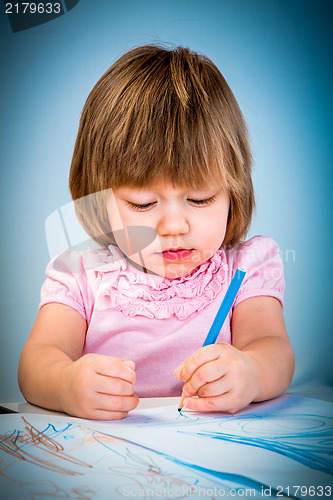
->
<box><xmin>107</xmin><ymin>181</ymin><xmax>229</xmax><ymax>279</ymax></box>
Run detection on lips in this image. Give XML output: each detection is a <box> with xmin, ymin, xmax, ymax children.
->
<box><xmin>161</xmin><ymin>248</ymin><xmax>194</xmax><ymax>260</ymax></box>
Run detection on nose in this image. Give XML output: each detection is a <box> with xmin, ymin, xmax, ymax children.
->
<box><xmin>156</xmin><ymin>208</ymin><xmax>190</xmax><ymax>236</ymax></box>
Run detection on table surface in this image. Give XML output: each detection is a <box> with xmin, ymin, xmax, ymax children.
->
<box><xmin>1</xmin><ymin>388</ymin><xmax>333</xmax><ymax>416</ymax></box>
<box><xmin>0</xmin><ymin>397</ymin><xmax>180</xmax><ymax>416</ymax></box>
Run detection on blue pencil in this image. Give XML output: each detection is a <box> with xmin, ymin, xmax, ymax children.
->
<box><xmin>178</xmin><ymin>268</ymin><xmax>246</xmax><ymax>411</ymax></box>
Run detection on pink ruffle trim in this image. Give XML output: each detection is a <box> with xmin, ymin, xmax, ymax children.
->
<box><xmin>87</xmin><ymin>246</ymin><xmax>227</xmax><ymax>320</ymax></box>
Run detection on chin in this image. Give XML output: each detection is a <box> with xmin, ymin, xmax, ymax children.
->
<box><xmin>135</xmin><ymin>255</ymin><xmax>201</xmax><ymax>280</ymax></box>
<box><xmin>161</xmin><ymin>263</ymin><xmax>198</xmax><ymax>280</ymax></box>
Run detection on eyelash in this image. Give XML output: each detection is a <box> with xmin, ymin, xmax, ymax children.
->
<box><xmin>188</xmin><ymin>196</ymin><xmax>216</xmax><ymax>206</ymax></box>
<box><xmin>127</xmin><ymin>202</ymin><xmax>156</xmax><ymax>211</ymax></box>
<box><xmin>127</xmin><ymin>196</ymin><xmax>216</xmax><ymax>211</ymax></box>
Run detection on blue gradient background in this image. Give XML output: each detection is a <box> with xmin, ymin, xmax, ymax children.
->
<box><xmin>0</xmin><ymin>0</ymin><xmax>332</xmax><ymax>401</ymax></box>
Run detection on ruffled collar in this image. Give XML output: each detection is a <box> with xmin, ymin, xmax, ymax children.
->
<box><xmin>86</xmin><ymin>246</ymin><xmax>228</xmax><ymax>320</ymax></box>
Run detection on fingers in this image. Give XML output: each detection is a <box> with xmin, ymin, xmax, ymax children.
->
<box><xmin>95</xmin><ymin>373</ymin><xmax>135</xmax><ymax>396</ymax></box>
<box><xmin>94</xmin><ymin>393</ymin><xmax>139</xmax><ymax>413</ymax></box>
<box><xmin>174</xmin><ymin>344</ymin><xmax>255</xmax><ymax>414</ymax></box>
<box><xmin>181</xmin><ymin>358</ymin><xmax>227</xmax><ymax>397</ymax></box>
<box><xmin>92</xmin><ymin>356</ymin><xmax>136</xmax><ymax>398</ymax></box>
<box><xmin>196</xmin><ymin>375</ymin><xmax>232</xmax><ymax>398</ymax></box>
<box><xmin>90</xmin><ymin>356</ymin><xmax>138</xmax><ymax>415</ymax></box>
<box><xmin>90</xmin><ymin>354</ymin><xmax>136</xmax><ymax>384</ymax></box>
<box><xmin>182</xmin><ymin>392</ymin><xmax>242</xmax><ymax>414</ymax></box>
<box><xmin>76</xmin><ymin>394</ymin><xmax>140</xmax><ymax>421</ymax></box>
<box><xmin>175</xmin><ymin>344</ymin><xmax>231</xmax><ymax>398</ymax></box>
<box><xmin>65</xmin><ymin>354</ymin><xmax>139</xmax><ymax>420</ymax></box>
<box><xmin>174</xmin><ymin>344</ymin><xmax>225</xmax><ymax>382</ymax></box>
<box><xmin>91</xmin><ymin>410</ymin><xmax>129</xmax><ymax>421</ymax></box>
<box><xmin>93</xmin><ymin>393</ymin><xmax>139</xmax><ymax>419</ymax></box>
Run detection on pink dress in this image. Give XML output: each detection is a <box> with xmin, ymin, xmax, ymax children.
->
<box><xmin>39</xmin><ymin>235</ymin><xmax>284</xmax><ymax>397</ymax></box>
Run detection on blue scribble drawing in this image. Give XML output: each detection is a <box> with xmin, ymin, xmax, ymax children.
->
<box><xmin>0</xmin><ymin>414</ymin><xmax>291</xmax><ymax>499</ymax></box>
<box><xmin>179</xmin><ymin>412</ymin><xmax>333</xmax><ymax>475</ymax></box>
<box><xmin>91</xmin><ymin>425</ymin><xmax>291</xmax><ymax>498</ymax></box>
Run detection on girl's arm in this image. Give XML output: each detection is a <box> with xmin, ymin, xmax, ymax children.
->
<box><xmin>18</xmin><ymin>303</ymin><xmax>139</xmax><ymax>420</ymax></box>
<box><xmin>174</xmin><ymin>296</ymin><xmax>295</xmax><ymax>413</ymax></box>
<box><xmin>231</xmin><ymin>295</ymin><xmax>295</xmax><ymax>401</ymax></box>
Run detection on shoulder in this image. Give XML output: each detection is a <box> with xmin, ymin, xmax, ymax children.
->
<box><xmin>40</xmin><ymin>246</ymin><xmax>124</xmax><ymax>319</ymax></box>
<box><xmin>46</xmin><ymin>245</ymin><xmax>125</xmax><ymax>277</ymax></box>
<box><xmin>225</xmin><ymin>235</ymin><xmax>281</xmax><ymax>270</ymax></box>
<box><xmin>41</xmin><ymin>245</ymin><xmax>123</xmax><ymax>301</ymax></box>
<box><xmin>223</xmin><ymin>236</ymin><xmax>285</xmax><ymax>309</ymax></box>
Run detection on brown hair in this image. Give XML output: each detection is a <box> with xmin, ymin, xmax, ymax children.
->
<box><xmin>69</xmin><ymin>44</ymin><xmax>254</xmax><ymax>248</ymax></box>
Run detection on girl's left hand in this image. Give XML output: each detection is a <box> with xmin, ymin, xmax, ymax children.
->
<box><xmin>174</xmin><ymin>343</ymin><xmax>260</xmax><ymax>413</ymax></box>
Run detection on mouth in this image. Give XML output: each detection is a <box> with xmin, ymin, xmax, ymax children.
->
<box><xmin>160</xmin><ymin>248</ymin><xmax>194</xmax><ymax>261</ymax></box>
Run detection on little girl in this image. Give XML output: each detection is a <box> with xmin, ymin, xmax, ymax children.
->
<box><xmin>18</xmin><ymin>45</ymin><xmax>295</xmax><ymax>420</ymax></box>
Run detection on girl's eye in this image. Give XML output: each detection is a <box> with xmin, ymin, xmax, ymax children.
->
<box><xmin>126</xmin><ymin>196</ymin><xmax>216</xmax><ymax>210</ymax></box>
<box><xmin>188</xmin><ymin>196</ymin><xmax>216</xmax><ymax>206</ymax></box>
<box><xmin>126</xmin><ymin>201</ymin><xmax>157</xmax><ymax>211</ymax></box>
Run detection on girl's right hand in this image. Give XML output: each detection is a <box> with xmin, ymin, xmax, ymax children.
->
<box><xmin>60</xmin><ymin>354</ymin><xmax>139</xmax><ymax>420</ymax></box>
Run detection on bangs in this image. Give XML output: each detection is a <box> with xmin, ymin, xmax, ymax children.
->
<box><xmin>102</xmin><ymin>118</ymin><xmax>230</xmax><ymax>192</ymax></box>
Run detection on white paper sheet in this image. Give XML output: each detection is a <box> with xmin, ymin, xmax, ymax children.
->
<box><xmin>0</xmin><ymin>395</ymin><xmax>332</xmax><ymax>499</ymax></box>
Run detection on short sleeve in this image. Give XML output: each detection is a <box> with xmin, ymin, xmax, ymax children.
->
<box><xmin>39</xmin><ymin>250</ymin><xmax>87</xmax><ymax>320</ymax></box>
<box><xmin>229</xmin><ymin>236</ymin><xmax>285</xmax><ymax>309</ymax></box>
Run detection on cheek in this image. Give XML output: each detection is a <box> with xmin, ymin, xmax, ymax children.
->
<box><xmin>107</xmin><ymin>200</ymin><xmax>139</xmax><ymax>233</ymax></box>
<box><xmin>106</xmin><ymin>197</ymin><xmax>124</xmax><ymax>232</ymax></box>
<box><xmin>197</xmin><ymin>214</ymin><xmax>227</xmax><ymax>252</ymax></box>
<box><xmin>110</xmin><ymin>215</ymin><xmax>159</xmax><ymax>258</ymax></box>
<box><xmin>199</xmin><ymin>211</ymin><xmax>227</xmax><ymax>236</ymax></box>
